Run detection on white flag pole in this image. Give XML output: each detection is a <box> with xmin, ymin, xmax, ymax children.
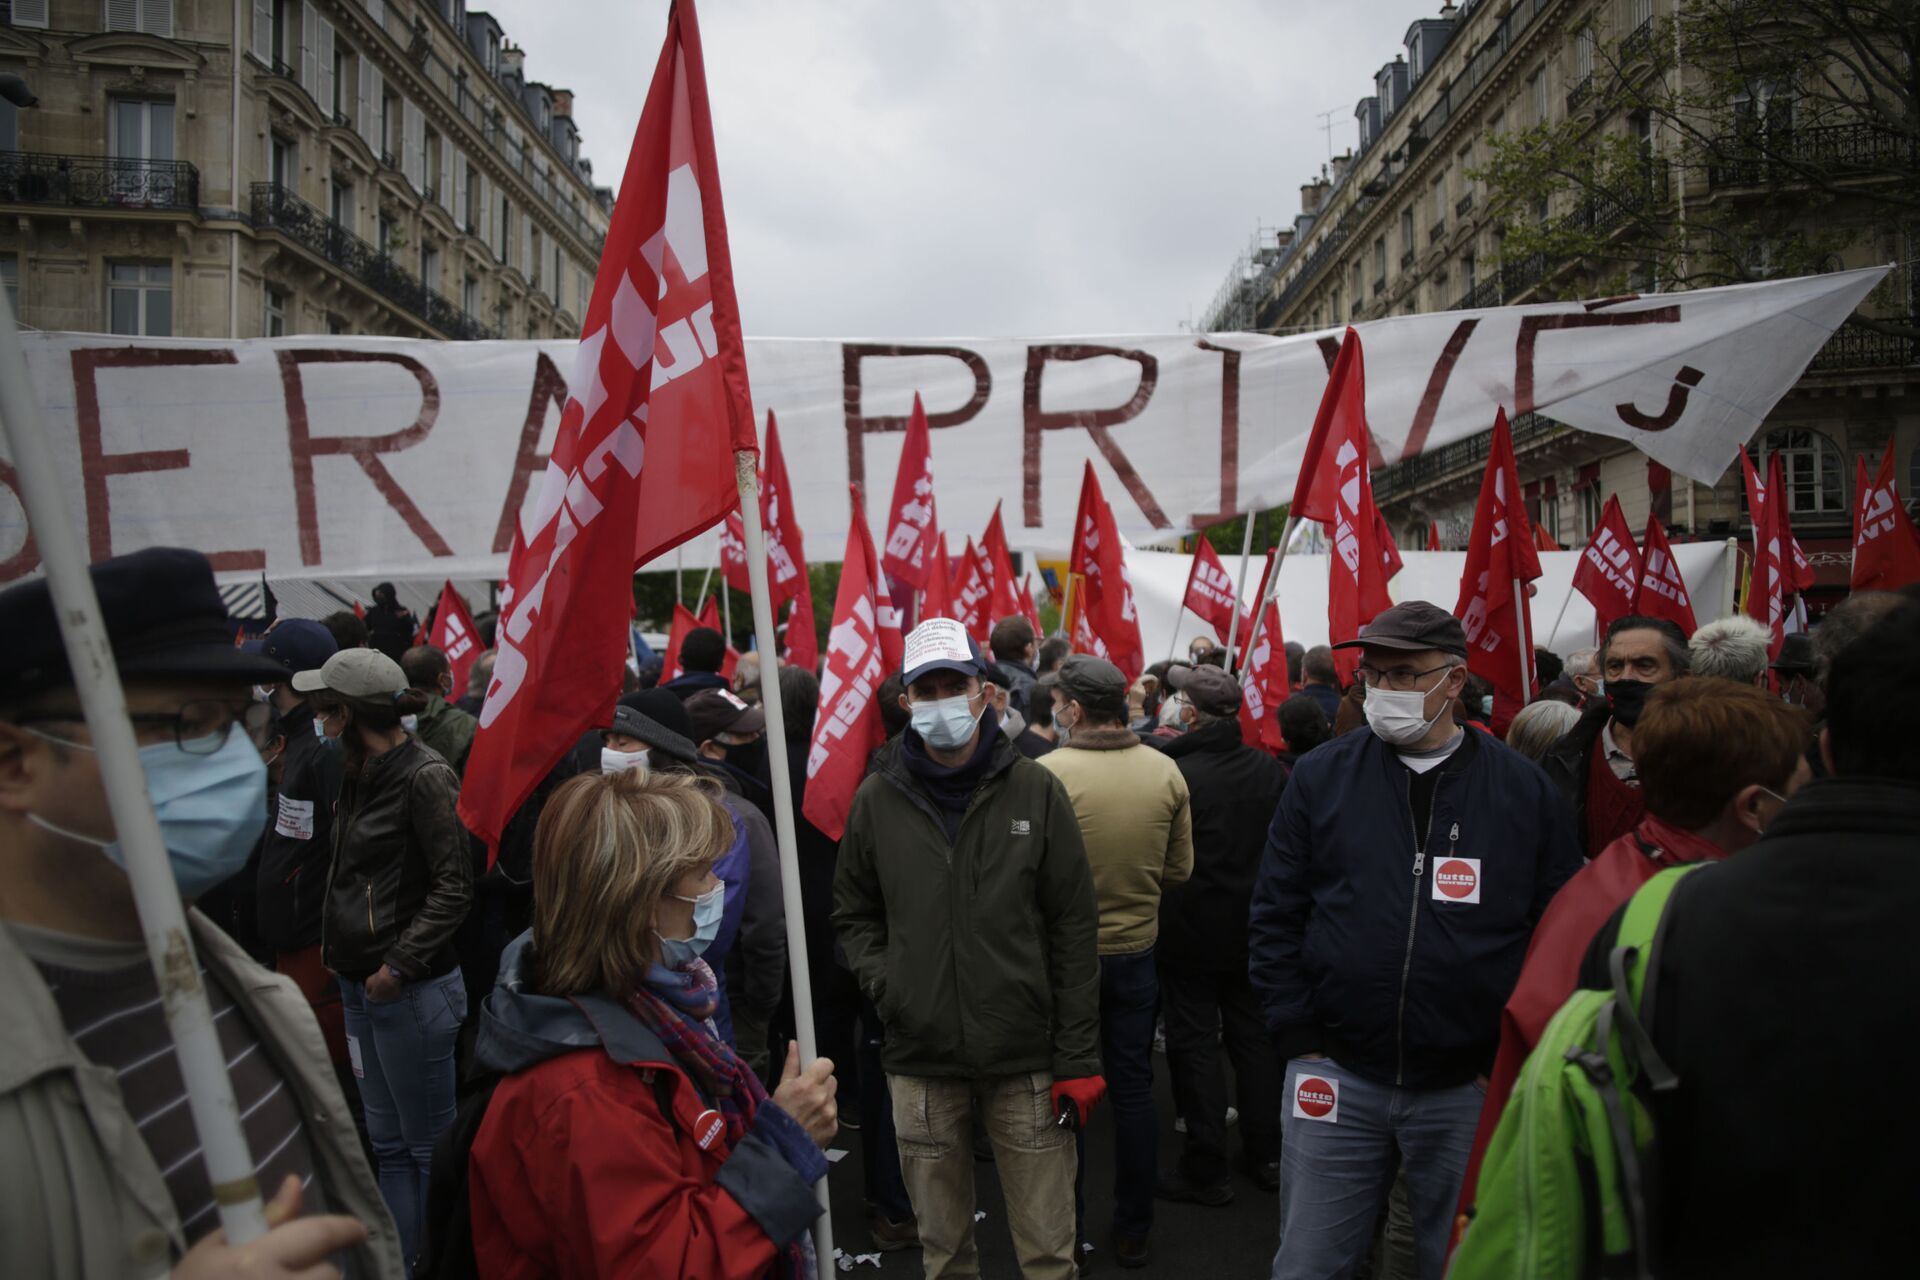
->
<box><xmin>734</xmin><ymin>451</ymin><xmax>833</xmax><ymax>1264</ymax></box>
<box><xmin>1222</xmin><ymin>515</ymin><xmax>1258</xmax><ymax>677</ymax></box>
<box><xmin>1237</xmin><ymin>515</ymin><xmax>1298</xmax><ymax>688</ymax></box>
<box><xmin>0</xmin><ymin>292</ymin><xmax>269</xmax><ymax>1244</ymax></box>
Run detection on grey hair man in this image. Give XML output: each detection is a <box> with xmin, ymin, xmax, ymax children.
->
<box><xmin>1687</xmin><ymin>616</ymin><xmax>1773</xmax><ymax>686</ymax></box>
<box><xmin>1562</xmin><ymin>647</ymin><xmax>1601</xmax><ymax>701</ymax></box>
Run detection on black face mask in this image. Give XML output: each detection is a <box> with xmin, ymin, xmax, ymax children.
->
<box><xmin>1605</xmin><ymin>678</ymin><xmax>1655</xmax><ymax>727</ymax></box>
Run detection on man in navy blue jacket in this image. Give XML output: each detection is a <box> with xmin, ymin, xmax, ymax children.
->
<box><xmin>1249</xmin><ymin>601</ymin><xmax>1580</xmax><ymax>1280</ymax></box>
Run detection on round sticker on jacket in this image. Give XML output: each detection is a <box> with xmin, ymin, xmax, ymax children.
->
<box><xmin>1432</xmin><ymin>856</ymin><xmax>1482</xmax><ymax>903</ymax></box>
<box><xmin>694</xmin><ymin>1109</ymin><xmax>727</xmax><ymax>1150</ymax></box>
<box><xmin>1292</xmin><ymin>1074</ymin><xmax>1339</xmax><ymax>1122</ymax></box>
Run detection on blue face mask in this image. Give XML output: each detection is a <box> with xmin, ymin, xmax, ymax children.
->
<box><xmin>655</xmin><ymin>883</ymin><xmax>725</xmax><ymax>970</ymax></box>
<box><xmin>28</xmin><ymin>724</ymin><xmax>269</xmax><ymax>899</ymax></box>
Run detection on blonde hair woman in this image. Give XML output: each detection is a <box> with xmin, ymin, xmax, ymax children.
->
<box><xmin>465</xmin><ymin>769</ymin><xmax>837</xmax><ymax>1279</ymax></box>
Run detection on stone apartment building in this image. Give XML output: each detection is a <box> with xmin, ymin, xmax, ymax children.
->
<box><xmin>0</xmin><ymin>0</ymin><xmax>611</xmax><ymax>343</ymax></box>
<box><xmin>1202</xmin><ymin>0</ymin><xmax>1917</xmax><ymax>610</ymax></box>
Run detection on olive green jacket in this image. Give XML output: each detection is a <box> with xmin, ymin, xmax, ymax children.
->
<box><xmin>833</xmin><ymin>731</ymin><xmax>1101</xmax><ymax>1081</ymax></box>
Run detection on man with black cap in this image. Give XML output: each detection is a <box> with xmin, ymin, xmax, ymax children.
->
<box><xmin>1249</xmin><ymin>600</ymin><xmax>1580</xmax><ymax>1280</ymax></box>
<box><xmin>835</xmin><ymin>617</ymin><xmax>1103</xmax><ymax>1280</ymax></box>
<box><xmin>1041</xmin><ymin>653</ymin><xmax>1193</xmax><ymax>1269</ymax></box>
<box><xmin>243</xmin><ymin>618</ymin><xmax>352</xmax><ymax>1072</ymax></box>
<box><xmin>0</xmin><ymin>547</ymin><xmax>401</xmax><ymax>1277</ymax></box>
<box><xmin>1152</xmin><ymin>663</ymin><xmax>1285</xmax><ymax>1206</ymax></box>
<box><xmin>1772</xmin><ymin>631</ymin><xmax>1820</xmax><ymax>713</ymax></box>
<box><xmin>685</xmin><ymin>686</ymin><xmax>774</xmax><ymax>815</ymax></box>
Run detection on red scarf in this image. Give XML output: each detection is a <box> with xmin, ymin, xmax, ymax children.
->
<box><xmin>1585</xmin><ymin>737</ymin><xmax>1646</xmax><ymax>858</ymax></box>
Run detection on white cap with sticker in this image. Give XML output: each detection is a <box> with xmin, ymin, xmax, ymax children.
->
<box><xmin>902</xmin><ymin>617</ymin><xmax>981</xmax><ymax>684</ymax></box>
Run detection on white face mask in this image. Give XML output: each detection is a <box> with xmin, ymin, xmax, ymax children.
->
<box><xmin>911</xmin><ymin>693</ymin><xmax>982</xmax><ymax>750</ymax></box>
<box><xmin>400</xmin><ymin>714</ymin><xmax>419</xmax><ymax>734</ymax></box>
<box><xmin>601</xmin><ymin>745</ymin><xmax>650</xmax><ymax>775</ymax></box>
<box><xmin>1363</xmin><ymin>680</ymin><xmax>1452</xmax><ymax>747</ymax></box>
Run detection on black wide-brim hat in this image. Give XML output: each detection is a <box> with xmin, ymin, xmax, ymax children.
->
<box><xmin>1</xmin><ymin>546</ymin><xmax>292</xmax><ymax>703</ymax></box>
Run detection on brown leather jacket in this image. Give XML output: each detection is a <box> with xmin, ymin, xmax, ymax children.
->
<box><xmin>322</xmin><ymin>737</ymin><xmax>472</xmax><ymax>982</ymax></box>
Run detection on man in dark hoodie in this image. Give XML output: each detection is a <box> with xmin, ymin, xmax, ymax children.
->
<box><xmin>835</xmin><ymin>618</ymin><xmax>1104</xmax><ymax>1279</ymax></box>
<box><xmin>662</xmin><ymin>627</ymin><xmax>733</xmax><ymax>700</ymax></box>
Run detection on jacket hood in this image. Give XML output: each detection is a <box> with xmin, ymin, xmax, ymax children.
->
<box><xmin>473</xmin><ymin>931</ymin><xmax>670</xmax><ymax>1075</ymax></box>
<box><xmin>1057</xmin><ymin>724</ymin><xmax>1142</xmax><ymax>752</ymax></box>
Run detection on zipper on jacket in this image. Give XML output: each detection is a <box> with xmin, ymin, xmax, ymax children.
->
<box><xmin>365</xmin><ymin>883</ymin><xmax>375</xmax><ymax>936</ymax></box>
<box><xmin>1394</xmin><ymin>772</ymin><xmax>1440</xmax><ymax>1087</ymax></box>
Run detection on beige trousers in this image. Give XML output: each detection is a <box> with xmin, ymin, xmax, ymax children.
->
<box><xmin>889</xmin><ymin>1071</ymin><xmax>1079</xmax><ymax>1280</ymax></box>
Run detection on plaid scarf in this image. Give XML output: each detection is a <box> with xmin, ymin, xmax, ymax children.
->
<box><xmin>628</xmin><ymin>962</ymin><xmax>816</xmax><ymax>1279</ymax></box>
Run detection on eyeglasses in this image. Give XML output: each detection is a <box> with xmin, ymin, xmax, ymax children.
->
<box><xmin>1354</xmin><ymin>662</ymin><xmax>1455</xmax><ymax>693</ymax></box>
<box><xmin>18</xmin><ymin>699</ymin><xmax>271</xmax><ymax>755</ymax></box>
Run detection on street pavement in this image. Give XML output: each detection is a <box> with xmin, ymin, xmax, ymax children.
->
<box><xmin>821</xmin><ymin>1045</ymin><xmax>1284</xmax><ymax>1278</ymax></box>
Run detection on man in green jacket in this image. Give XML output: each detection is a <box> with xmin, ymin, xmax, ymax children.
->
<box><xmin>400</xmin><ymin>644</ymin><xmax>477</xmax><ymax>774</ymax></box>
<box><xmin>834</xmin><ymin>617</ymin><xmax>1105</xmax><ymax>1280</ymax></box>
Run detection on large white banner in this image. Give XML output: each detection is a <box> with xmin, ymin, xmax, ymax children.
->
<box><xmin>0</xmin><ymin>268</ymin><xmax>1880</xmax><ymax>586</ymax></box>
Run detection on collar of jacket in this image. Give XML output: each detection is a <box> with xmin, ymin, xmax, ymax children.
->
<box><xmin>1633</xmin><ymin>812</ymin><xmax>1727</xmax><ymax>866</ymax></box>
<box><xmin>473</xmin><ymin>931</ymin><xmax>674</xmax><ymax>1076</ymax></box>
<box><xmin>1761</xmin><ymin>775</ymin><xmax>1920</xmax><ymax>840</ymax></box>
<box><xmin>1060</xmin><ymin>724</ymin><xmax>1142</xmax><ymax>752</ymax></box>
<box><xmin>1369</xmin><ymin>721</ymin><xmax>1482</xmax><ymax>781</ymax></box>
<box><xmin>1159</xmin><ymin>715</ymin><xmax>1243</xmax><ymax>759</ymax></box>
<box><xmin>876</xmin><ymin>727</ymin><xmax>1019</xmax><ymax>793</ymax></box>
<box><xmin>275</xmin><ymin>698</ymin><xmax>315</xmax><ymax>735</ymax></box>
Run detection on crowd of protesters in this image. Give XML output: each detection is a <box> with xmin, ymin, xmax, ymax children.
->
<box><xmin>1</xmin><ymin>544</ymin><xmax>1916</xmax><ymax>1280</ymax></box>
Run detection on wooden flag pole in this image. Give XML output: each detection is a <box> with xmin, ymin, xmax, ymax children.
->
<box><xmin>1222</xmin><ymin>514</ymin><xmax>1259</xmax><ymax>677</ymax></box>
<box><xmin>1514</xmin><ymin>576</ymin><xmax>1535</xmax><ymax>694</ymax></box>
<box><xmin>1237</xmin><ymin>515</ymin><xmax>1298</xmax><ymax>687</ymax></box>
<box><xmin>734</xmin><ymin>451</ymin><xmax>834</xmax><ymax>1264</ymax></box>
<box><xmin>0</xmin><ymin>291</ymin><xmax>270</xmax><ymax>1244</ymax></box>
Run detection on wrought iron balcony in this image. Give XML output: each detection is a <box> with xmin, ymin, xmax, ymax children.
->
<box><xmin>1809</xmin><ymin>317</ymin><xmax>1919</xmax><ymax>372</ymax></box>
<box><xmin>1709</xmin><ymin>121</ymin><xmax>1909</xmax><ymax>187</ymax></box>
<box><xmin>249</xmin><ymin>182</ymin><xmax>494</xmax><ymax>340</ymax></box>
<box><xmin>1454</xmin><ymin>276</ymin><xmax>1501</xmax><ymax>311</ymax></box>
<box><xmin>1456</xmin><ymin>192</ymin><xmax>1474</xmax><ymax>217</ymax></box>
<box><xmin>1566</xmin><ymin>76</ymin><xmax>1594</xmax><ymax>114</ymax></box>
<box><xmin>1430</xmin><ymin>218</ymin><xmax>1446</xmax><ymax>244</ymax></box>
<box><xmin>1619</xmin><ymin>18</ymin><xmax>1656</xmax><ymax>67</ymax></box>
<box><xmin>1372</xmin><ymin>411</ymin><xmax>1568</xmax><ymax>505</ymax></box>
<box><xmin>0</xmin><ymin>151</ymin><xmax>200</xmax><ymax>212</ymax></box>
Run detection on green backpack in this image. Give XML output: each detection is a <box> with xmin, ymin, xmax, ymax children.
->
<box><xmin>1450</xmin><ymin>864</ymin><xmax>1697</xmax><ymax>1280</ymax></box>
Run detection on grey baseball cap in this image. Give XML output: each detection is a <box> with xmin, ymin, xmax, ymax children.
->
<box><xmin>292</xmin><ymin>647</ymin><xmax>408</xmax><ymax>698</ymax></box>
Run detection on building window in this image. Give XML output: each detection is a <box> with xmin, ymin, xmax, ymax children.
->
<box><xmin>1399</xmin><ymin>207</ymin><xmax>1415</xmax><ymax>259</ymax></box>
<box><xmin>331</xmin><ymin>47</ymin><xmax>346</xmax><ymax>118</ymax></box>
<box><xmin>378</xmin><ymin>213</ymin><xmax>395</xmax><ymax>255</ymax></box>
<box><xmin>0</xmin><ymin>97</ymin><xmax>18</xmax><ymax>151</ymax></box>
<box><xmin>1576</xmin><ymin>481</ymin><xmax>1602</xmax><ymax>540</ymax></box>
<box><xmin>381</xmin><ymin>91</ymin><xmax>397</xmax><ymax>165</ymax></box>
<box><xmin>111</xmin><ymin>97</ymin><xmax>175</xmax><ymax>162</ymax></box>
<box><xmin>270</xmin><ymin>134</ymin><xmax>295</xmax><ymax>189</ymax></box>
<box><xmin>8</xmin><ymin>0</ymin><xmax>51</xmax><ymax>29</ymax></box>
<box><xmin>265</xmin><ymin>286</ymin><xmax>289</xmax><ymax>337</ymax></box>
<box><xmin>463</xmin><ymin>274</ymin><xmax>479</xmax><ymax>316</ymax></box>
<box><xmin>1530</xmin><ymin>70</ymin><xmax>1548</xmax><ymax>124</ymax></box>
<box><xmin>529</xmin><ymin>226</ymin><xmax>543</xmax><ymax>287</ymax></box>
<box><xmin>497</xmin><ymin>195</ymin><xmax>511</xmax><ymax>262</ymax></box>
<box><xmin>1630</xmin><ymin>0</ymin><xmax>1654</xmax><ymax>28</ymax></box>
<box><xmin>1372</xmin><ymin>236</ymin><xmax>1386</xmax><ymax>290</ymax></box>
<box><xmin>1759</xmin><ymin>430</ymin><xmax>1847</xmax><ymax>517</ymax></box>
<box><xmin>108</xmin><ymin>262</ymin><xmax>171</xmax><ymax>336</ymax></box>
<box><xmin>1</xmin><ymin>253</ymin><xmax>18</xmax><ymax>316</ymax></box>
<box><xmin>553</xmin><ymin>243</ymin><xmax>564</xmax><ymax>309</ymax></box>
<box><xmin>425</xmin><ymin>128</ymin><xmax>442</xmax><ymax>199</ymax></box>
<box><xmin>420</xmin><ymin>243</ymin><xmax>440</xmax><ymax>291</ymax></box>
<box><xmin>331</xmin><ymin>179</ymin><xmax>354</xmax><ymax>231</ymax></box>
<box><xmin>105</xmin><ymin>0</ymin><xmax>173</xmax><ymax>37</ymax></box>
<box><xmin>1574</xmin><ymin>28</ymin><xmax>1595</xmax><ymax>84</ymax></box>
<box><xmin>1535</xmin><ymin>491</ymin><xmax>1559</xmax><ymax>545</ymax></box>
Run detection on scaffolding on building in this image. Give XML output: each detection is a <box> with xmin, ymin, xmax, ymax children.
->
<box><xmin>1198</xmin><ymin>223</ymin><xmax>1294</xmax><ymax>334</ymax></box>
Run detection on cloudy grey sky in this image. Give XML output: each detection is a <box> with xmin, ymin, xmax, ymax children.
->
<box><xmin>480</xmin><ymin>0</ymin><xmax>1444</xmax><ymax>337</ymax></box>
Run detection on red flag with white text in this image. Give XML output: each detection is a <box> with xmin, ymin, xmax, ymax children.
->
<box><xmin>1634</xmin><ymin>515</ymin><xmax>1698</xmax><ymax>633</ymax></box>
<box><xmin>1852</xmin><ymin>449</ymin><xmax>1920</xmax><ymax>592</ymax></box>
<box><xmin>428</xmin><ymin>581</ymin><xmax>483</xmax><ymax>700</ymax></box>
<box><xmin>783</xmin><ymin>581</ymin><xmax>819</xmax><ymax>671</ymax></box>
<box><xmin>881</xmin><ymin>394</ymin><xmax>939</xmax><ymax>588</ymax></box>
<box><xmin>952</xmin><ymin>537</ymin><xmax>993</xmax><ymax>642</ymax></box>
<box><xmin>1237</xmin><ymin>551</ymin><xmax>1290</xmax><ymax>753</ymax></box>
<box><xmin>1181</xmin><ymin>534</ymin><xmax>1244</xmax><ymax>644</ymax></box>
<box><xmin>719</xmin><ymin>511</ymin><xmax>750</xmax><ymax>594</ymax></box>
<box><xmin>921</xmin><ymin>531</ymin><xmax>956</xmax><ymax>623</ymax></box>
<box><xmin>1570</xmin><ymin>494</ymin><xmax>1641</xmax><ymax>638</ymax></box>
<box><xmin>803</xmin><ymin>487</ymin><xmax>893</xmax><ymax>840</ymax></box>
<box><xmin>762</xmin><ymin>412</ymin><xmax>806</xmax><ymax>605</ymax></box>
<box><xmin>1293</xmin><ymin>330</ymin><xmax>1392</xmax><ymax>682</ymax></box>
<box><xmin>1454</xmin><ymin>409</ymin><xmax>1543</xmax><ymax>716</ymax></box>
<box><xmin>1741</xmin><ymin>451</ymin><xmax>1786</xmax><ymax>654</ymax></box>
<box><xmin>981</xmin><ymin>503</ymin><xmax>1022</xmax><ymax>626</ymax></box>
<box><xmin>1018</xmin><ymin>572</ymin><xmax>1044</xmax><ymax>636</ymax></box>
<box><xmin>462</xmin><ymin>0</ymin><xmax>753</xmax><ymax>849</ymax></box>
<box><xmin>1069</xmin><ymin>463</ymin><xmax>1146</xmax><ymax>682</ymax></box>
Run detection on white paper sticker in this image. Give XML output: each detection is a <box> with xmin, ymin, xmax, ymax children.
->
<box><xmin>1431</xmin><ymin>856</ymin><xmax>1483</xmax><ymax>904</ymax></box>
<box><xmin>1291</xmin><ymin>1071</ymin><xmax>1339</xmax><ymax>1123</ymax></box>
<box><xmin>274</xmin><ymin>795</ymin><xmax>315</xmax><ymax>841</ymax></box>
<box><xmin>903</xmin><ymin>617</ymin><xmax>973</xmax><ymax>675</ymax></box>
<box><xmin>346</xmin><ymin>1033</ymin><xmax>364</xmax><ymax>1079</ymax></box>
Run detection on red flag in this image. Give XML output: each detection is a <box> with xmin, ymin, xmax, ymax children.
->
<box><xmin>951</xmin><ymin>537</ymin><xmax>993</xmax><ymax>642</ymax></box>
<box><xmin>352</xmin><ymin>599</ymin><xmax>365</xmax><ymax>620</ymax></box>
<box><xmin>1375</xmin><ymin>507</ymin><xmax>1405</xmax><ymax>581</ymax></box>
<box><xmin>762</xmin><ymin>412</ymin><xmax>806</xmax><ymax>605</ymax></box>
<box><xmin>1237</xmin><ymin>552</ymin><xmax>1291</xmax><ymax>753</ymax></box>
<box><xmin>719</xmin><ymin>510</ymin><xmax>751</xmax><ymax>595</ymax></box>
<box><xmin>980</xmin><ymin>502</ymin><xmax>1022</xmax><ymax>625</ymax></box>
<box><xmin>1634</xmin><ymin>515</ymin><xmax>1699</xmax><ymax>634</ymax></box>
<box><xmin>1742</xmin><ymin>451</ymin><xmax>1786</xmax><ymax>654</ymax></box>
<box><xmin>1570</xmin><ymin>495</ymin><xmax>1641</xmax><ymax>638</ymax></box>
<box><xmin>1069</xmin><ymin>463</ymin><xmax>1146</xmax><ymax>682</ymax></box>
<box><xmin>1852</xmin><ymin>448</ymin><xmax>1920</xmax><ymax>592</ymax></box>
<box><xmin>428</xmin><ymin>581</ymin><xmax>484</xmax><ymax>698</ymax></box>
<box><xmin>1180</xmin><ymin>534</ymin><xmax>1243</xmax><ymax>644</ymax></box>
<box><xmin>695</xmin><ymin>595</ymin><xmax>740</xmax><ymax>679</ymax></box>
<box><xmin>783</xmin><ymin>578</ymin><xmax>819</xmax><ymax>671</ymax></box>
<box><xmin>921</xmin><ymin>531</ymin><xmax>956</xmax><ymax>622</ymax></box>
<box><xmin>1427</xmin><ymin>520</ymin><xmax>1441</xmax><ymax>552</ymax></box>
<box><xmin>660</xmin><ymin>602</ymin><xmax>700</xmax><ymax>681</ymax></box>
<box><xmin>803</xmin><ymin>487</ymin><xmax>893</xmax><ymax>840</ymax></box>
<box><xmin>1018</xmin><ymin>572</ymin><xmax>1044</xmax><ymax>635</ymax></box>
<box><xmin>881</xmin><ymin>393</ymin><xmax>939</xmax><ymax>588</ymax></box>
<box><xmin>1454</xmin><ymin>409</ymin><xmax>1543</xmax><ymax>717</ymax></box>
<box><xmin>1294</xmin><ymin>331</ymin><xmax>1393</xmax><ymax>682</ymax></box>
<box><xmin>462</xmin><ymin>1</ymin><xmax>753</xmax><ymax>849</ymax></box>
<box><xmin>1534</xmin><ymin>522</ymin><xmax>1563</xmax><ymax>552</ymax></box>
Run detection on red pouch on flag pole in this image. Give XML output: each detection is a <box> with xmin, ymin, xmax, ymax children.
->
<box><xmin>460</xmin><ymin>0</ymin><xmax>757</xmax><ymax>853</ymax></box>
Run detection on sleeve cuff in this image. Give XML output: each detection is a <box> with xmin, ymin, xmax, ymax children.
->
<box><xmin>712</xmin><ymin>1104</ymin><xmax>828</xmax><ymax>1248</ymax></box>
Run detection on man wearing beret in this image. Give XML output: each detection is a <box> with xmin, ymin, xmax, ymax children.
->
<box><xmin>0</xmin><ymin>547</ymin><xmax>401</xmax><ymax>1278</ymax></box>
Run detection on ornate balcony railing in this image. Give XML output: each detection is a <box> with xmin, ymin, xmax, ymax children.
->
<box><xmin>1566</xmin><ymin>76</ymin><xmax>1594</xmax><ymax>114</ymax></box>
<box><xmin>1709</xmin><ymin>121</ymin><xmax>1910</xmax><ymax>187</ymax></box>
<box><xmin>1619</xmin><ymin>18</ymin><xmax>1656</xmax><ymax>66</ymax></box>
<box><xmin>1808</xmin><ymin>317</ymin><xmax>1919</xmax><ymax>372</ymax></box>
<box><xmin>1372</xmin><ymin>411</ymin><xmax>1567</xmax><ymax>504</ymax></box>
<box><xmin>0</xmin><ymin>150</ymin><xmax>199</xmax><ymax>212</ymax></box>
<box><xmin>249</xmin><ymin>182</ymin><xmax>494</xmax><ymax>340</ymax></box>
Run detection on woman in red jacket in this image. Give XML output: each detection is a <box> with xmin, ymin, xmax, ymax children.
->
<box><xmin>468</xmin><ymin>769</ymin><xmax>838</xmax><ymax>1279</ymax></box>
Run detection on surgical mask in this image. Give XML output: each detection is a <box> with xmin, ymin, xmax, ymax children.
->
<box><xmin>911</xmin><ymin>694</ymin><xmax>981</xmax><ymax>750</ymax></box>
<box><xmin>1363</xmin><ymin>682</ymin><xmax>1451</xmax><ymax>747</ymax></box>
<box><xmin>1158</xmin><ymin>697</ymin><xmax>1188</xmax><ymax>729</ymax></box>
<box><xmin>313</xmin><ymin>717</ymin><xmax>328</xmax><ymax>739</ymax></box>
<box><xmin>601</xmin><ymin>745</ymin><xmax>650</xmax><ymax>775</ymax></box>
<box><xmin>655</xmin><ymin>883</ymin><xmax>725</xmax><ymax>970</ymax></box>
<box><xmin>400</xmin><ymin>714</ymin><xmax>419</xmax><ymax>733</ymax></box>
<box><xmin>252</xmin><ymin>685</ymin><xmax>274</xmax><ymax>704</ymax></box>
<box><xmin>1479</xmin><ymin>695</ymin><xmax>1494</xmax><ymax>718</ymax></box>
<box><xmin>27</xmin><ymin>725</ymin><xmax>269</xmax><ymax>899</ymax></box>
<box><xmin>1602</xmin><ymin>678</ymin><xmax>1655</xmax><ymax>727</ymax></box>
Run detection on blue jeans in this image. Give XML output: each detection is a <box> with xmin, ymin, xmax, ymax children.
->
<box><xmin>340</xmin><ymin>967</ymin><xmax>466</xmax><ymax>1265</ymax></box>
<box><xmin>1074</xmin><ymin>948</ymin><xmax>1160</xmax><ymax>1240</ymax></box>
<box><xmin>1270</xmin><ymin>1057</ymin><xmax>1483</xmax><ymax>1280</ymax></box>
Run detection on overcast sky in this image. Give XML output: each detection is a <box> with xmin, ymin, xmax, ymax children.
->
<box><xmin>479</xmin><ymin>0</ymin><xmax>1445</xmax><ymax>337</ymax></box>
